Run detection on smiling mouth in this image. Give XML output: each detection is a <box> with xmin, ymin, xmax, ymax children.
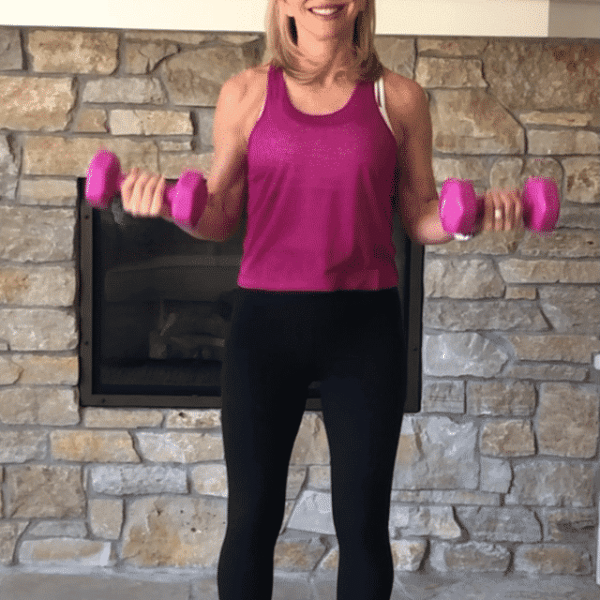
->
<box><xmin>310</xmin><ymin>5</ymin><xmax>345</xmax><ymax>16</ymax></box>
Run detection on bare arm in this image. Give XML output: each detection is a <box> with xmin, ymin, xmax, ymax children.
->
<box><xmin>390</xmin><ymin>79</ymin><xmax>452</xmax><ymax>246</ymax></box>
<box><xmin>387</xmin><ymin>75</ymin><xmax>522</xmax><ymax>245</ymax></box>
<box><xmin>121</xmin><ymin>72</ymin><xmax>250</xmax><ymax>242</ymax></box>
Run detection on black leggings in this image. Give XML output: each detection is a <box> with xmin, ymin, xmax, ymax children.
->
<box><xmin>217</xmin><ymin>288</ymin><xmax>406</xmax><ymax>600</ymax></box>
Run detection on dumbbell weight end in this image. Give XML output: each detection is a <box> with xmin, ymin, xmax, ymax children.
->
<box><xmin>521</xmin><ymin>177</ymin><xmax>560</xmax><ymax>233</ymax></box>
<box><xmin>439</xmin><ymin>179</ymin><xmax>481</xmax><ymax>236</ymax></box>
<box><xmin>85</xmin><ymin>149</ymin><xmax>126</xmax><ymax>208</ymax></box>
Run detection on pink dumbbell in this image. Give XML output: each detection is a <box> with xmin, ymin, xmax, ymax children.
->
<box><xmin>85</xmin><ymin>150</ymin><xmax>208</xmax><ymax>230</ymax></box>
<box><xmin>439</xmin><ymin>177</ymin><xmax>560</xmax><ymax>236</ymax></box>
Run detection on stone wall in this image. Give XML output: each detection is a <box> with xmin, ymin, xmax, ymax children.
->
<box><xmin>0</xmin><ymin>27</ymin><xmax>599</xmax><ymax>578</ymax></box>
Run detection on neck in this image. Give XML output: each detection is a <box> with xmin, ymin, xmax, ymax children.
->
<box><xmin>293</xmin><ymin>30</ymin><xmax>356</xmax><ymax>86</ymax></box>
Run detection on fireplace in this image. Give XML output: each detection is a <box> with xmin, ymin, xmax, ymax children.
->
<box><xmin>78</xmin><ymin>178</ymin><xmax>424</xmax><ymax>412</ymax></box>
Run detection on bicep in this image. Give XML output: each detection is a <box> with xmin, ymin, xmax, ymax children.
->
<box><xmin>205</xmin><ymin>77</ymin><xmax>249</xmax><ymax>228</ymax></box>
<box><xmin>395</xmin><ymin>85</ymin><xmax>438</xmax><ymax>233</ymax></box>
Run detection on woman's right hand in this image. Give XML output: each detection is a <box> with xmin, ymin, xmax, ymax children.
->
<box><xmin>121</xmin><ymin>168</ymin><xmax>169</xmax><ymax>219</ymax></box>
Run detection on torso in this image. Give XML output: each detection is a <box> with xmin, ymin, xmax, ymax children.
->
<box><xmin>237</xmin><ymin>64</ymin><xmax>407</xmax><ymax>149</ymax></box>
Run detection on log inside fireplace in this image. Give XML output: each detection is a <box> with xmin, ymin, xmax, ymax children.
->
<box><xmin>78</xmin><ymin>178</ymin><xmax>423</xmax><ymax>411</ymax></box>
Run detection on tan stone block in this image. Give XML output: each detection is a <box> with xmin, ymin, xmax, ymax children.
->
<box><xmin>0</xmin><ymin>265</ymin><xmax>76</xmax><ymax>306</ymax></box>
<box><xmin>505</xmin><ymin>286</ymin><xmax>537</xmax><ymax>300</ymax></box>
<box><xmin>124</xmin><ymin>31</ymin><xmax>211</xmax><ymax>45</ymax></box>
<box><xmin>519</xmin><ymin>111</ymin><xmax>596</xmax><ymax>127</ymax></box>
<box><xmin>159</xmin><ymin>152</ymin><xmax>213</xmax><ymax>179</ymax></box>
<box><xmin>18</xmin><ymin>179</ymin><xmax>77</xmax><ymax>206</ymax></box>
<box><xmin>529</xmin><ymin>129</ymin><xmax>600</xmax><ymax>155</ymax></box>
<box><xmin>431</xmin><ymin>541</ymin><xmax>510</xmax><ymax>573</ymax></box>
<box><xmin>402</xmin><ymin>506</ymin><xmax>461</xmax><ymax>540</ymax></box>
<box><xmin>0</xmin><ymin>28</ymin><xmax>24</xmax><ymax>70</ymax></box>
<box><xmin>122</xmin><ymin>496</ymin><xmax>227</xmax><ymax>567</ymax></box>
<box><xmin>424</xmin><ymin>258</ymin><xmax>505</xmax><ymax>299</ymax></box>
<box><xmin>89</xmin><ymin>499</ymin><xmax>124</xmax><ymax>540</ymax></box>
<box><xmin>0</xmin><ymin>135</ymin><xmax>18</xmax><ymax>200</ymax></box>
<box><xmin>0</xmin><ymin>357</ymin><xmax>22</xmax><ymax>385</ymax></box>
<box><xmin>318</xmin><ymin>545</ymin><xmax>339</xmax><ymax>571</ymax></box>
<box><xmin>124</xmin><ymin>40</ymin><xmax>179</xmax><ymax>74</ymax></box>
<box><xmin>498</xmin><ymin>259</ymin><xmax>600</xmax><ymax>284</ymax></box>
<box><xmin>538</xmin><ymin>383</ymin><xmax>599</xmax><ymax>458</ymax></box>
<box><xmin>5</xmin><ymin>465</ymin><xmax>85</xmax><ymax>518</ymax></box>
<box><xmin>22</xmin><ymin>136</ymin><xmax>158</xmax><ymax>176</ymax></box>
<box><xmin>539</xmin><ymin>286</ymin><xmax>600</xmax><ymax>334</ymax></box>
<box><xmin>429</xmin><ymin>89</ymin><xmax>524</xmax><ymax>155</ymax></box>
<box><xmin>191</xmin><ymin>464</ymin><xmax>228</xmax><ymax>497</ymax></box>
<box><xmin>543</xmin><ymin>508</ymin><xmax>597</xmax><ymax>543</ymax></box>
<box><xmin>505</xmin><ymin>363</ymin><xmax>588</xmax><ymax>382</ymax></box>
<box><xmin>421</xmin><ymin>380</ymin><xmax>465</xmax><ymax>414</ymax></box>
<box><xmin>0</xmin><ymin>206</ymin><xmax>75</xmax><ymax>262</ymax></box>
<box><xmin>290</xmin><ymin>413</ymin><xmax>330</xmax><ymax>465</ymax></box>
<box><xmin>489</xmin><ymin>157</ymin><xmax>563</xmax><ymax>190</ymax></box>
<box><xmin>0</xmin><ymin>76</ymin><xmax>75</xmax><ymax>131</ymax></box>
<box><xmin>467</xmin><ymin>380</ymin><xmax>536</xmax><ymax>417</ymax></box>
<box><xmin>506</xmin><ymin>335</ymin><xmax>600</xmax><ymax>364</ymax></box>
<box><xmin>0</xmin><ymin>523</ymin><xmax>27</xmax><ymax>566</ymax></box>
<box><xmin>29</xmin><ymin>30</ymin><xmax>118</xmax><ymax>74</ymax></box>
<box><xmin>74</xmin><ymin>108</ymin><xmax>108</xmax><ymax>133</ymax></box>
<box><xmin>515</xmin><ymin>544</ymin><xmax>592</xmax><ymax>575</ymax></box>
<box><xmin>165</xmin><ymin>409</ymin><xmax>221</xmax><ymax>429</ymax></box>
<box><xmin>109</xmin><ymin>109</ymin><xmax>193</xmax><ymax>136</ymax></box>
<box><xmin>286</xmin><ymin>466</ymin><xmax>307</xmax><ymax>499</ymax></box>
<box><xmin>563</xmin><ymin>157</ymin><xmax>600</xmax><ymax>204</ymax></box>
<box><xmin>160</xmin><ymin>47</ymin><xmax>252</xmax><ymax>106</ymax></box>
<box><xmin>0</xmin><ymin>308</ymin><xmax>77</xmax><ymax>351</ymax></box>
<box><xmin>51</xmin><ymin>430</ymin><xmax>140</xmax><ymax>463</ymax></box>
<box><xmin>373</xmin><ymin>37</ymin><xmax>415</xmax><ymax>79</ymax></box>
<box><xmin>136</xmin><ymin>432</ymin><xmax>223</xmax><ymax>462</ymax></box>
<box><xmin>0</xmin><ymin>387</ymin><xmax>78</xmax><ymax>425</ymax></box>
<box><xmin>83</xmin><ymin>77</ymin><xmax>166</xmax><ymax>104</ymax></box>
<box><xmin>394</xmin><ymin>416</ymin><xmax>478</xmax><ymax>490</ymax></box>
<box><xmin>457</xmin><ymin>506</ymin><xmax>541</xmax><ymax>542</ymax></box>
<box><xmin>0</xmin><ymin>430</ymin><xmax>47</xmax><ymax>463</ymax></box>
<box><xmin>506</xmin><ymin>461</ymin><xmax>595</xmax><ymax>507</ymax></box>
<box><xmin>426</xmin><ymin>231</ymin><xmax>524</xmax><ymax>256</ymax></box>
<box><xmin>274</xmin><ymin>534</ymin><xmax>327</xmax><ymax>571</ymax></box>
<box><xmin>391</xmin><ymin>539</ymin><xmax>427</xmax><ymax>572</ymax></box>
<box><xmin>19</xmin><ymin>538</ymin><xmax>113</xmax><ymax>566</ymax></box>
<box><xmin>433</xmin><ymin>156</ymin><xmax>490</xmax><ymax>186</ymax></box>
<box><xmin>84</xmin><ymin>408</ymin><xmax>163</xmax><ymax>429</ymax></box>
<box><xmin>416</xmin><ymin>57</ymin><xmax>486</xmax><ymax>88</ymax></box>
<box><xmin>480</xmin><ymin>420</ymin><xmax>535</xmax><ymax>457</ymax></box>
<box><xmin>418</xmin><ymin>37</ymin><xmax>488</xmax><ymax>57</ymax></box>
<box><xmin>307</xmin><ymin>466</ymin><xmax>331</xmax><ymax>490</ymax></box>
<box><xmin>483</xmin><ymin>40</ymin><xmax>599</xmax><ymax>111</ymax></box>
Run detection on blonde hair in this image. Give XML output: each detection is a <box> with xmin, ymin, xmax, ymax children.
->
<box><xmin>264</xmin><ymin>0</ymin><xmax>384</xmax><ymax>84</ymax></box>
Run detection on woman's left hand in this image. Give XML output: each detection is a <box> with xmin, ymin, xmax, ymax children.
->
<box><xmin>481</xmin><ymin>188</ymin><xmax>524</xmax><ymax>232</ymax></box>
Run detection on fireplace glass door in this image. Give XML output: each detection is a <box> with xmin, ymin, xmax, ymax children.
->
<box><xmin>78</xmin><ymin>178</ymin><xmax>423</xmax><ymax>411</ymax></box>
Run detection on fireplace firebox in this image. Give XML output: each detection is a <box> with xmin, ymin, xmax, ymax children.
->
<box><xmin>78</xmin><ymin>178</ymin><xmax>424</xmax><ymax>412</ymax></box>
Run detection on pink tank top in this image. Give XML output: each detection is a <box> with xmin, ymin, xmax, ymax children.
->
<box><xmin>238</xmin><ymin>64</ymin><xmax>399</xmax><ymax>291</ymax></box>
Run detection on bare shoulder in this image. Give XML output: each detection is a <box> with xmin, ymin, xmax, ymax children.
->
<box><xmin>217</xmin><ymin>64</ymin><xmax>270</xmax><ymax>140</ymax></box>
<box><xmin>382</xmin><ymin>68</ymin><xmax>430</xmax><ymax>133</ymax></box>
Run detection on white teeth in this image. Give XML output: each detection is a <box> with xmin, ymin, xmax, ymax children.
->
<box><xmin>311</xmin><ymin>6</ymin><xmax>342</xmax><ymax>15</ymax></box>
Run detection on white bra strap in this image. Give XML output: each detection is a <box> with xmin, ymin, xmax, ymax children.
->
<box><xmin>374</xmin><ymin>76</ymin><xmax>395</xmax><ymax>138</ymax></box>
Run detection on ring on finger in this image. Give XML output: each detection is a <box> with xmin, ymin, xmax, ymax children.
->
<box><xmin>494</xmin><ymin>208</ymin><xmax>503</xmax><ymax>220</ymax></box>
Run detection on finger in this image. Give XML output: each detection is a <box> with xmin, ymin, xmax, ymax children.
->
<box><xmin>150</xmin><ymin>175</ymin><xmax>166</xmax><ymax>217</ymax></box>
<box><xmin>140</xmin><ymin>173</ymin><xmax>161</xmax><ymax>216</ymax></box>
<box><xmin>130</xmin><ymin>171</ymin><xmax>152</xmax><ymax>216</ymax></box>
<box><xmin>481</xmin><ymin>192</ymin><xmax>495</xmax><ymax>232</ymax></box>
<box><xmin>120</xmin><ymin>168</ymin><xmax>139</xmax><ymax>211</ymax></box>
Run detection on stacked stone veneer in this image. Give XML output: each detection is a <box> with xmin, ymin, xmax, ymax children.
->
<box><xmin>0</xmin><ymin>28</ymin><xmax>599</xmax><ymax>578</ymax></box>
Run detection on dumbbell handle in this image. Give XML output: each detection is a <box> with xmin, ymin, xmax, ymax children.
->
<box><xmin>439</xmin><ymin>177</ymin><xmax>560</xmax><ymax>237</ymax></box>
<box><xmin>85</xmin><ymin>150</ymin><xmax>207</xmax><ymax>230</ymax></box>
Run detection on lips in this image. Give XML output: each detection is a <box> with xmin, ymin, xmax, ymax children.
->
<box><xmin>310</xmin><ymin>5</ymin><xmax>345</xmax><ymax>16</ymax></box>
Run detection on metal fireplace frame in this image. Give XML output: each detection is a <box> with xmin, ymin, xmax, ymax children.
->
<box><xmin>78</xmin><ymin>177</ymin><xmax>424</xmax><ymax>412</ymax></box>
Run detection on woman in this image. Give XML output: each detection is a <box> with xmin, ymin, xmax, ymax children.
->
<box><xmin>121</xmin><ymin>1</ymin><xmax>522</xmax><ymax>598</ymax></box>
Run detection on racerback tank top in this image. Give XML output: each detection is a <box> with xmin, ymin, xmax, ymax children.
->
<box><xmin>238</xmin><ymin>64</ymin><xmax>399</xmax><ymax>291</ymax></box>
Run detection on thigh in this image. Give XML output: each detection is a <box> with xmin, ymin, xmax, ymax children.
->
<box><xmin>221</xmin><ymin>290</ymin><xmax>311</xmax><ymax>499</ymax></box>
<box><xmin>318</xmin><ymin>290</ymin><xmax>406</xmax><ymax>525</ymax></box>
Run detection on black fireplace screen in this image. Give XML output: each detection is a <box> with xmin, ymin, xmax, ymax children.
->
<box><xmin>78</xmin><ymin>178</ymin><xmax>423</xmax><ymax>412</ymax></box>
